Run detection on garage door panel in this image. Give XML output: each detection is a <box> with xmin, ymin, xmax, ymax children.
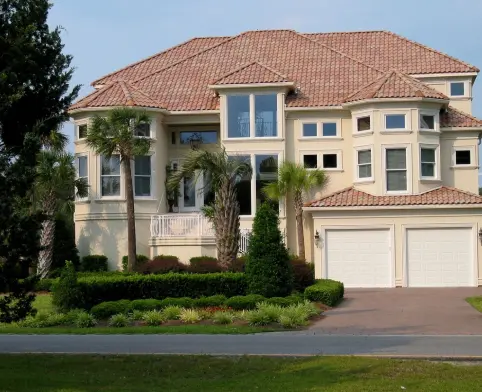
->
<box><xmin>326</xmin><ymin>229</ymin><xmax>392</xmax><ymax>288</ymax></box>
<box><xmin>407</xmin><ymin>227</ymin><xmax>474</xmax><ymax>287</ymax></box>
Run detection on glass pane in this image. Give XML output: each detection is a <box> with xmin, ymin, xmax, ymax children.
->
<box><xmin>180</xmin><ymin>131</ymin><xmax>217</xmax><ymax>145</ymax></box>
<box><xmin>231</xmin><ymin>155</ymin><xmax>252</xmax><ymax>215</ymax></box>
<box><xmin>386</xmin><ymin>114</ymin><xmax>406</xmax><ymax>129</ymax></box>
<box><xmin>386</xmin><ymin>171</ymin><xmax>407</xmax><ymax>191</ymax></box>
<box><xmin>303</xmin><ymin>155</ymin><xmax>317</xmax><ymax>169</ymax></box>
<box><xmin>135</xmin><ymin>177</ymin><xmax>151</xmax><ymax>196</ymax></box>
<box><xmin>322</xmin><ymin>122</ymin><xmax>337</xmax><ymax>137</ymax></box>
<box><xmin>134</xmin><ymin>123</ymin><xmax>150</xmax><ymax>137</ymax></box>
<box><xmin>255</xmin><ymin>94</ymin><xmax>277</xmax><ymax>137</ymax></box>
<box><xmin>227</xmin><ymin>95</ymin><xmax>250</xmax><ymax>138</ymax></box>
<box><xmin>78</xmin><ymin>156</ymin><xmax>88</xmax><ymax>178</ymax></box>
<box><xmin>386</xmin><ymin>149</ymin><xmax>406</xmax><ymax>169</ymax></box>
<box><xmin>322</xmin><ymin>154</ymin><xmax>337</xmax><ymax>169</ymax></box>
<box><xmin>101</xmin><ymin>156</ymin><xmax>120</xmax><ymax>175</ymax></box>
<box><xmin>183</xmin><ymin>175</ymin><xmax>196</xmax><ymax>207</ymax></box>
<box><xmin>135</xmin><ymin>156</ymin><xmax>151</xmax><ymax>175</ymax></box>
<box><xmin>203</xmin><ymin>172</ymin><xmax>215</xmax><ymax>206</ymax></box>
<box><xmin>420</xmin><ymin>115</ymin><xmax>435</xmax><ymax>130</ymax></box>
<box><xmin>455</xmin><ymin>150</ymin><xmax>471</xmax><ymax>165</ymax></box>
<box><xmin>357</xmin><ymin>116</ymin><xmax>371</xmax><ymax>132</ymax></box>
<box><xmin>358</xmin><ymin>150</ymin><xmax>371</xmax><ymax>165</ymax></box>
<box><xmin>450</xmin><ymin>82</ymin><xmax>465</xmax><ymax>96</ymax></box>
<box><xmin>421</xmin><ymin>163</ymin><xmax>434</xmax><ymax>177</ymax></box>
<box><xmin>303</xmin><ymin>123</ymin><xmax>317</xmax><ymax>137</ymax></box>
<box><xmin>78</xmin><ymin>124</ymin><xmax>88</xmax><ymax>139</ymax></box>
<box><xmin>102</xmin><ymin>177</ymin><xmax>120</xmax><ymax>196</ymax></box>
<box><xmin>421</xmin><ymin>148</ymin><xmax>435</xmax><ymax>163</ymax></box>
<box><xmin>256</xmin><ymin>154</ymin><xmax>278</xmax><ymax>211</ymax></box>
<box><xmin>358</xmin><ymin>164</ymin><xmax>372</xmax><ymax>178</ymax></box>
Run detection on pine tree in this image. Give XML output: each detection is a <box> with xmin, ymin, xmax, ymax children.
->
<box><xmin>245</xmin><ymin>203</ymin><xmax>293</xmax><ymax>297</ymax></box>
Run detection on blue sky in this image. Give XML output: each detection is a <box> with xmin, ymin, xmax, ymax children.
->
<box><xmin>48</xmin><ymin>0</ymin><xmax>482</xmax><ymax>176</ymax></box>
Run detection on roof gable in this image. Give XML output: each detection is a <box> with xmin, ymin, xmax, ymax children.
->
<box><xmin>213</xmin><ymin>61</ymin><xmax>290</xmax><ymax>85</ymax></box>
<box><xmin>441</xmin><ymin>106</ymin><xmax>482</xmax><ymax>128</ymax></box>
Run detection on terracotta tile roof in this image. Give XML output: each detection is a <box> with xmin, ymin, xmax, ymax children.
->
<box><xmin>213</xmin><ymin>61</ymin><xmax>291</xmax><ymax>85</ymax></box>
<box><xmin>71</xmin><ymin>29</ymin><xmax>480</xmax><ymax>112</ymax></box>
<box><xmin>305</xmin><ymin>186</ymin><xmax>482</xmax><ymax>208</ymax></box>
<box><xmin>440</xmin><ymin>106</ymin><xmax>482</xmax><ymax>128</ymax></box>
<box><xmin>92</xmin><ymin>36</ymin><xmax>231</xmax><ymax>86</ymax></box>
<box><xmin>307</xmin><ymin>31</ymin><xmax>479</xmax><ymax>74</ymax></box>
<box><xmin>70</xmin><ymin>80</ymin><xmax>163</xmax><ymax>110</ymax></box>
<box><xmin>344</xmin><ymin>70</ymin><xmax>447</xmax><ymax>103</ymax></box>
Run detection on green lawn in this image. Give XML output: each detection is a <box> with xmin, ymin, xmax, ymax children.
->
<box><xmin>1</xmin><ymin>354</ymin><xmax>481</xmax><ymax>391</ymax></box>
<box><xmin>466</xmin><ymin>296</ymin><xmax>482</xmax><ymax>312</ymax></box>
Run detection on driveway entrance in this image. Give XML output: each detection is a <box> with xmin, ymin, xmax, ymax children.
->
<box><xmin>311</xmin><ymin>288</ymin><xmax>482</xmax><ymax>335</ymax></box>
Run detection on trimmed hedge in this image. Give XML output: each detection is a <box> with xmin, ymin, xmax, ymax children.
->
<box><xmin>192</xmin><ymin>295</ymin><xmax>226</xmax><ymax>308</ymax></box>
<box><xmin>291</xmin><ymin>257</ymin><xmax>315</xmax><ymax>292</ymax></box>
<box><xmin>140</xmin><ymin>255</ymin><xmax>186</xmax><ymax>274</ymax></box>
<box><xmin>91</xmin><ymin>300</ymin><xmax>132</xmax><ymax>319</ymax></box>
<box><xmin>81</xmin><ymin>255</ymin><xmax>108</xmax><ymax>272</ymax></box>
<box><xmin>224</xmin><ymin>294</ymin><xmax>265</xmax><ymax>310</ymax></box>
<box><xmin>76</xmin><ymin>272</ymin><xmax>247</xmax><ymax>309</ymax></box>
<box><xmin>188</xmin><ymin>256</ymin><xmax>223</xmax><ymax>273</ymax></box>
<box><xmin>122</xmin><ymin>254</ymin><xmax>149</xmax><ymax>272</ymax></box>
<box><xmin>304</xmin><ymin>279</ymin><xmax>344</xmax><ymax>307</ymax></box>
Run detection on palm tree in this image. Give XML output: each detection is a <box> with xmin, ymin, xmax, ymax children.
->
<box><xmin>34</xmin><ymin>149</ymin><xmax>88</xmax><ymax>278</ymax></box>
<box><xmin>87</xmin><ymin>108</ymin><xmax>152</xmax><ymax>271</ymax></box>
<box><xmin>167</xmin><ymin>149</ymin><xmax>252</xmax><ymax>269</ymax></box>
<box><xmin>263</xmin><ymin>161</ymin><xmax>328</xmax><ymax>260</ymax></box>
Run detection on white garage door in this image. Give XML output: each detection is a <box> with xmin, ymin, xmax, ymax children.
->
<box><xmin>325</xmin><ymin>229</ymin><xmax>392</xmax><ymax>288</ymax></box>
<box><xmin>407</xmin><ymin>227</ymin><xmax>474</xmax><ymax>287</ymax></box>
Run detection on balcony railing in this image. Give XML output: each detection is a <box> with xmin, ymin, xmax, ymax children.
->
<box><xmin>151</xmin><ymin>214</ymin><xmax>215</xmax><ymax>238</ymax></box>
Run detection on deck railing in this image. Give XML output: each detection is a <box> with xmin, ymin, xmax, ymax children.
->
<box><xmin>150</xmin><ymin>214</ymin><xmax>215</xmax><ymax>238</ymax></box>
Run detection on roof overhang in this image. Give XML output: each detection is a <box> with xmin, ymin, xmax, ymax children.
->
<box><xmin>285</xmin><ymin>105</ymin><xmax>344</xmax><ymax>111</ymax></box>
<box><xmin>69</xmin><ymin>106</ymin><xmax>169</xmax><ymax>116</ymax></box>
<box><xmin>208</xmin><ymin>81</ymin><xmax>295</xmax><ymax>90</ymax></box>
<box><xmin>342</xmin><ymin>97</ymin><xmax>449</xmax><ymax>108</ymax></box>
<box><xmin>440</xmin><ymin>126</ymin><xmax>482</xmax><ymax>131</ymax></box>
<box><xmin>303</xmin><ymin>204</ymin><xmax>482</xmax><ymax>213</ymax></box>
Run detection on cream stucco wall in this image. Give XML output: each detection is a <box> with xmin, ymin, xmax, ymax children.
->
<box><xmin>308</xmin><ymin>207</ymin><xmax>482</xmax><ymax>286</ymax></box>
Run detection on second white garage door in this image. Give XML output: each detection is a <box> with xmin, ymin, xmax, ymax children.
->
<box><xmin>406</xmin><ymin>227</ymin><xmax>474</xmax><ymax>287</ymax></box>
<box><xmin>325</xmin><ymin>228</ymin><xmax>393</xmax><ymax>288</ymax></box>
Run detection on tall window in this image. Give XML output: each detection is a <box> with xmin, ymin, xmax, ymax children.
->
<box><xmin>255</xmin><ymin>154</ymin><xmax>278</xmax><ymax>211</ymax></box>
<box><xmin>134</xmin><ymin>156</ymin><xmax>151</xmax><ymax>197</ymax></box>
<box><xmin>420</xmin><ymin>148</ymin><xmax>436</xmax><ymax>178</ymax></box>
<box><xmin>101</xmin><ymin>155</ymin><xmax>121</xmax><ymax>197</ymax></box>
<box><xmin>255</xmin><ymin>95</ymin><xmax>277</xmax><ymax>137</ymax></box>
<box><xmin>232</xmin><ymin>155</ymin><xmax>252</xmax><ymax>215</ymax></box>
<box><xmin>357</xmin><ymin>149</ymin><xmax>372</xmax><ymax>179</ymax></box>
<box><xmin>76</xmin><ymin>156</ymin><xmax>88</xmax><ymax>199</ymax></box>
<box><xmin>385</xmin><ymin>148</ymin><xmax>407</xmax><ymax>192</ymax></box>
<box><xmin>78</xmin><ymin>124</ymin><xmax>88</xmax><ymax>139</ymax></box>
<box><xmin>227</xmin><ymin>95</ymin><xmax>250</xmax><ymax>138</ymax></box>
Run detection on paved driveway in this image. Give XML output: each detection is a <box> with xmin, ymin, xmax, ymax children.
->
<box><xmin>310</xmin><ymin>288</ymin><xmax>482</xmax><ymax>335</ymax></box>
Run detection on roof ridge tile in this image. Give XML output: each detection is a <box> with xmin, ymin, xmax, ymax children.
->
<box><xmin>212</xmin><ymin>61</ymin><xmax>289</xmax><ymax>84</ymax></box>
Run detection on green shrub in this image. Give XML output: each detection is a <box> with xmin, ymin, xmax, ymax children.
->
<box><xmin>52</xmin><ymin>216</ymin><xmax>81</xmax><ymax>274</ymax></box>
<box><xmin>90</xmin><ymin>300</ymin><xmax>132</xmax><ymax>319</ymax></box>
<box><xmin>35</xmin><ymin>278</ymin><xmax>56</xmax><ymax>292</ymax></box>
<box><xmin>188</xmin><ymin>256</ymin><xmax>223</xmax><ymax>273</ymax></box>
<box><xmin>224</xmin><ymin>294</ymin><xmax>265</xmax><ymax>310</ymax></box>
<box><xmin>44</xmin><ymin>312</ymin><xmax>70</xmax><ymax>327</ymax></box>
<box><xmin>229</xmin><ymin>256</ymin><xmax>246</xmax><ymax>272</ymax></box>
<box><xmin>244</xmin><ymin>310</ymin><xmax>270</xmax><ymax>326</ymax></box>
<box><xmin>122</xmin><ymin>254</ymin><xmax>149</xmax><ymax>272</ymax></box>
<box><xmin>142</xmin><ymin>310</ymin><xmax>165</xmax><ymax>326</ymax></box>
<box><xmin>109</xmin><ymin>313</ymin><xmax>129</xmax><ymax>327</ymax></box>
<box><xmin>304</xmin><ymin>279</ymin><xmax>344</xmax><ymax>307</ymax></box>
<box><xmin>81</xmin><ymin>255</ymin><xmax>108</xmax><ymax>272</ymax></box>
<box><xmin>51</xmin><ymin>261</ymin><xmax>82</xmax><ymax>312</ymax></box>
<box><xmin>131</xmin><ymin>299</ymin><xmax>163</xmax><ymax>311</ymax></box>
<box><xmin>193</xmin><ymin>295</ymin><xmax>227</xmax><ymax>308</ymax></box>
<box><xmin>278</xmin><ymin>313</ymin><xmax>305</xmax><ymax>328</ymax></box>
<box><xmin>290</xmin><ymin>257</ymin><xmax>315</xmax><ymax>292</ymax></box>
<box><xmin>19</xmin><ymin>312</ymin><xmax>51</xmax><ymax>328</ymax></box>
<box><xmin>78</xmin><ymin>271</ymin><xmax>133</xmax><ymax>278</ymax></box>
<box><xmin>179</xmin><ymin>308</ymin><xmax>201</xmax><ymax>324</ymax></box>
<box><xmin>256</xmin><ymin>302</ymin><xmax>283</xmax><ymax>323</ymax></box>
<box><xmin>139</xmin><ymin>255</ymin><xmax>186</xmax><ymax>274</ymax></box>
<box><xmin>162</xmin><ymin>306</ymin><xmax>182</xmax><ymax>320</ymax></box>
<box><xmin>74</xmin><ymin>311</ymin><xmax>97</xmax><ymax>328</ymax></box>
<box><xmin>285</xmin><ymin>293</ymin><xmax>304</xmax><ymax>305</ymax></box>
<box><xmin>159</xmin><ymin>297</ymin><xmax>194</xmax><ymax>309</ymax></box>
<box><xmin>76</xmin><ymin>272</ymin><xmax>246</xmax><ymax>309</ymax></box>
<box><xmin>278</xmin><ymin>303</ymin><xmax>312</xmax><ymax>326</ymax></box>
<box><xmin>245</xmin><ymin>203</ymin><xmax>293</xmax><ymax>297</ymax></box>
<box><xmin>213</xmin><ymin>311</ymin><xmax>234</xmax><ymax>325</ymax></box>
<box><xmin>265</xmin><ymin>297</ymin><xmax>291</xmax><ymax>307</ymax></box>
<box><xmin>130</xmin><ymin>309</ymin><xmax>144</xmax><ymax>321</ymax></box>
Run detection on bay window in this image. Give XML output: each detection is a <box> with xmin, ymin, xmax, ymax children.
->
<box><xmin>134</xmin><ymin>156</ymin><xmax>151</xmax><ymax>197</ymax></box>
<box><xmin>420</xmin><ymin>147</ymin><xmax>436</xmax><ymax>178</ymax></box>
<box><xmin>385</xmin><ymin>148</ymin><xmax>407</xmax><ymax>192</ymax></box>
<box><xmin>357</xmin><ymin>149</ymin><xmax>372</xmax><ymax>179</ymax></box>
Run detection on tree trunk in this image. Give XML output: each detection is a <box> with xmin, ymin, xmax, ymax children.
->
<box><xmin>214</xmin><ymin>179</ymin><xmax>240</xmax><ymax>269</ymax></box>
<box><xmin>123</xmin><ymin>158</ymin><xmax>137</xmax><ymax>272</ymax></box>
<box><xmin>294</xmin><ymin>192</ymin><xmax>305</xmax><ymax>260</ymax></box>
<box><xmin>38</xmin><ymin>199</ymin><xmax>56</xmax><ymax>278</ymax></box>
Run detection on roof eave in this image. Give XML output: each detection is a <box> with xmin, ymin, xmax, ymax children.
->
<box><xmin>208</xmin><ymin>82</ymin><xmax>295</xmax><ymax>90</ymax></box>
<box><xmin>342</xmin><ymin>97</ymin><xmax>449</xmax><ymax>107</ymax></box>
<box><xmin>304</xmin><ymin>204</ymin><xmax>482</xmax><ymax>212</ymax></box>
<box><xmin>440</xmin><ymin>126</ymin><xmax>482</xmax><ymax>131</ymax></box>
<box><xmin>69</xmin><ymin>106</ymin><xmax>169</xmax><ymax>115</ymax></box>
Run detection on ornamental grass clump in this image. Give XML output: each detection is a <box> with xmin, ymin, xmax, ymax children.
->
<box><xmin>109</xmin><ymin>313</ymin><xmax>129</xmax><ymax>327</ymax></box>
<box><xmin>244</xmin><ymin>310</ymin><xmax>270</xmax><ymax>326</ymax></box>
<box><xmin>256</xmin><ymin>302</ymin><xmax>283</xmax><ymax>323</ymax></box>
<box><xmin>74</xmin><ymin>311</ymin><xmax>97</xmax><ymax>328</ymax></box>
<box><xmin>142</xmin><ymin>310</ymin><xmax>166</xmax><ymax>326</ymax></box>
<box><xmin>162</xmin><ymin>306</ymin><xmax>182</xmax><ymax>320</ymax></box>
<box><xmin>212</xmin><ymin>311</ymin><xmax>234</xmax><ymax>325</ymax></box>
<box><xmin>179</xmin><ymin>309</ymin><xmax>201</xmax><ymax>324</ymax></box>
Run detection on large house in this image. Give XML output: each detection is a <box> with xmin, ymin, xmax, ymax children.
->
<box><xmin>70</xmin><ymin>29</ymin><xmax>482</xmax><ymax>288</ymax></box>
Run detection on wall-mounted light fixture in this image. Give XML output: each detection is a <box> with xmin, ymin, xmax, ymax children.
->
<box><xmin>478</xmin><ymin>228</ymin><xmax>482</xmax><ymax>244</ymax></box>
<box><xmin>314</xmin><ymin>230</ymin><xmax>321</xmax><ymax>248</ymax></box>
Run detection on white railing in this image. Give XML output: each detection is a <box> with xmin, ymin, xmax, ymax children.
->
<box><xmin>150</xmin><ymin>214</ymin><xmax>215</xmax><ymax>238</ymax></box>
<box><xmin>239</xmin><ymin>229</ymin><xmax>252</xmax><ymax>255</ymax></box>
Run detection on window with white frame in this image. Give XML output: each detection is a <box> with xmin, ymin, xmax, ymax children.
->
<box><xmin>420</xmin><ymin>114</ymin><xmax>436</xmax><ymax>130</ymax></box>
<box><xmin>385</xmin><ymin>148</ymin><xmax>407</xmax><ymax>192</ymax></box>
<box><xmin>226</xmin><ymin>94</ymin><xmax>277</xmax><ymax>138</ymax></box>
<box><xmin>134</xmin><ymin>156</ymin><xmax>151</xmax><ymax>197</ymax></box>
<box><xmin>420</xmin><ymin>147</ymin><xmax>436</xmax><ymax>178</ymax></box>
<box><xmin>450</xmin><ymin>82</ymin><xmax>465</xmax><ymax>97</ymax></box>
<box><xmin>357</xmin><ymin>149</ymin><xmax>372</xmax><ymax>179</ymax></box>
<box><xmin>101</xmin><ymin>155</ymin><xmax>121</xmax><ymax>197</ymax></box>
<box><xmin>301</xmin><ymin>121</ymin><xmax>339</xmax><ymax>138</ymax></box>
<box><xmin>76</xmin><ymin>155</ymin><xmax>88</xmax><ymax>199</ymax></box>
<box><xmin>322</xmin><ymin>153</ymin><xmax>338</xmax><ymax>169</ymax></box>
<box><xmin>78</xmin><ymin>124</ymin><xmax>88</xmax><ymax>139</ymax></box>
<box><xmin>303</xmin><ymin>154</ymin><xmax>317</xmax><ymax>169</ymax></box>
<box><xmin>134</xmin><ymin>123</ymin><xmax>150</xmax><ymax>137</ymax></box>
<box><xmin>356</xmin><ymin>116</ymin><xmax>371</xmax><ymax>132</ymax></box>
<box><xmin>385</xmin><ymin>114</ymin><xmax>406</xmax><ymax>130</ymax></box>
<box><xmin>453</xmin><ymin>147</ymin><xmax>473</xmax><ymax>166</ymax></box>
<box><xmin>322</xmin><ymin>122</ymin><xmax>337</xmax><ymax>137</ymax></box>
<box><xmin>302</xmin><ymin>123</ymin><xmax>317</xmax><ymax>137</ymax></box>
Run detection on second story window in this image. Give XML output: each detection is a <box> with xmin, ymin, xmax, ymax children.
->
<box><xmin>134</xmin><ymin>123</ymin><xmax>150</xmax><ymax>137</ymax></box>
<box><xmin>357</xmin><ymin>116</ymin><xmax>371</xmax><ymax>132</ymax></box>
<box><xmin>420</xmin><ymin>114</ymin><xmax>435</xmax><ymax>130</ymax></box>
<box><xmin>101</xmin><ymin>155</ymin><xmax>121</xmax><ymax>197</ymax></box>
<box><xmin>227</xmin><ymin>94</ymin><xmax>278</xmax><ymax>138</ymax></box>
<box><xmin>76</xmin><ymin>155</ymin><xmax>88</xmax><ymax>199</ymax></box>
<box><xmin>180</xmin><ymin>131</ymin><xmax>218</xmax><ymax>145</ymax></box>
<box><xmin>420</xmin><ymin>147</ymin><xmax>436</xmax><ymax>178</ymax></box>
<box><xmin>385</xmin><ymin>148</ymin><xmax>407</xmax><ymax>192</ymax></box>
<box><xmin>450</xmin><ymin>82</ymin><xmax>465</xmax><ymax>97</ymax></box>
<box><xmin>357</xmin><ymin>149</ymin><xmax>372</xmax><ymax>179</ymax></box>
<box><xmin>134</xmin><ymin>156</ymin><xmax>151</xmax><ymax>197</ymax></box>
<box><xmin>454</xmin><ymin>148</ymin><xmax>472</xmax><ymax>166</ymax></box>
<box><xmin>78</xmin><ymin>124</ymin><xmax>88</xmax><ymax>139</ymax></box>
<box><xmin>385</xmin><ymin>114</ymin><xmax>406</xmax><ymax>130</ymax></box>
